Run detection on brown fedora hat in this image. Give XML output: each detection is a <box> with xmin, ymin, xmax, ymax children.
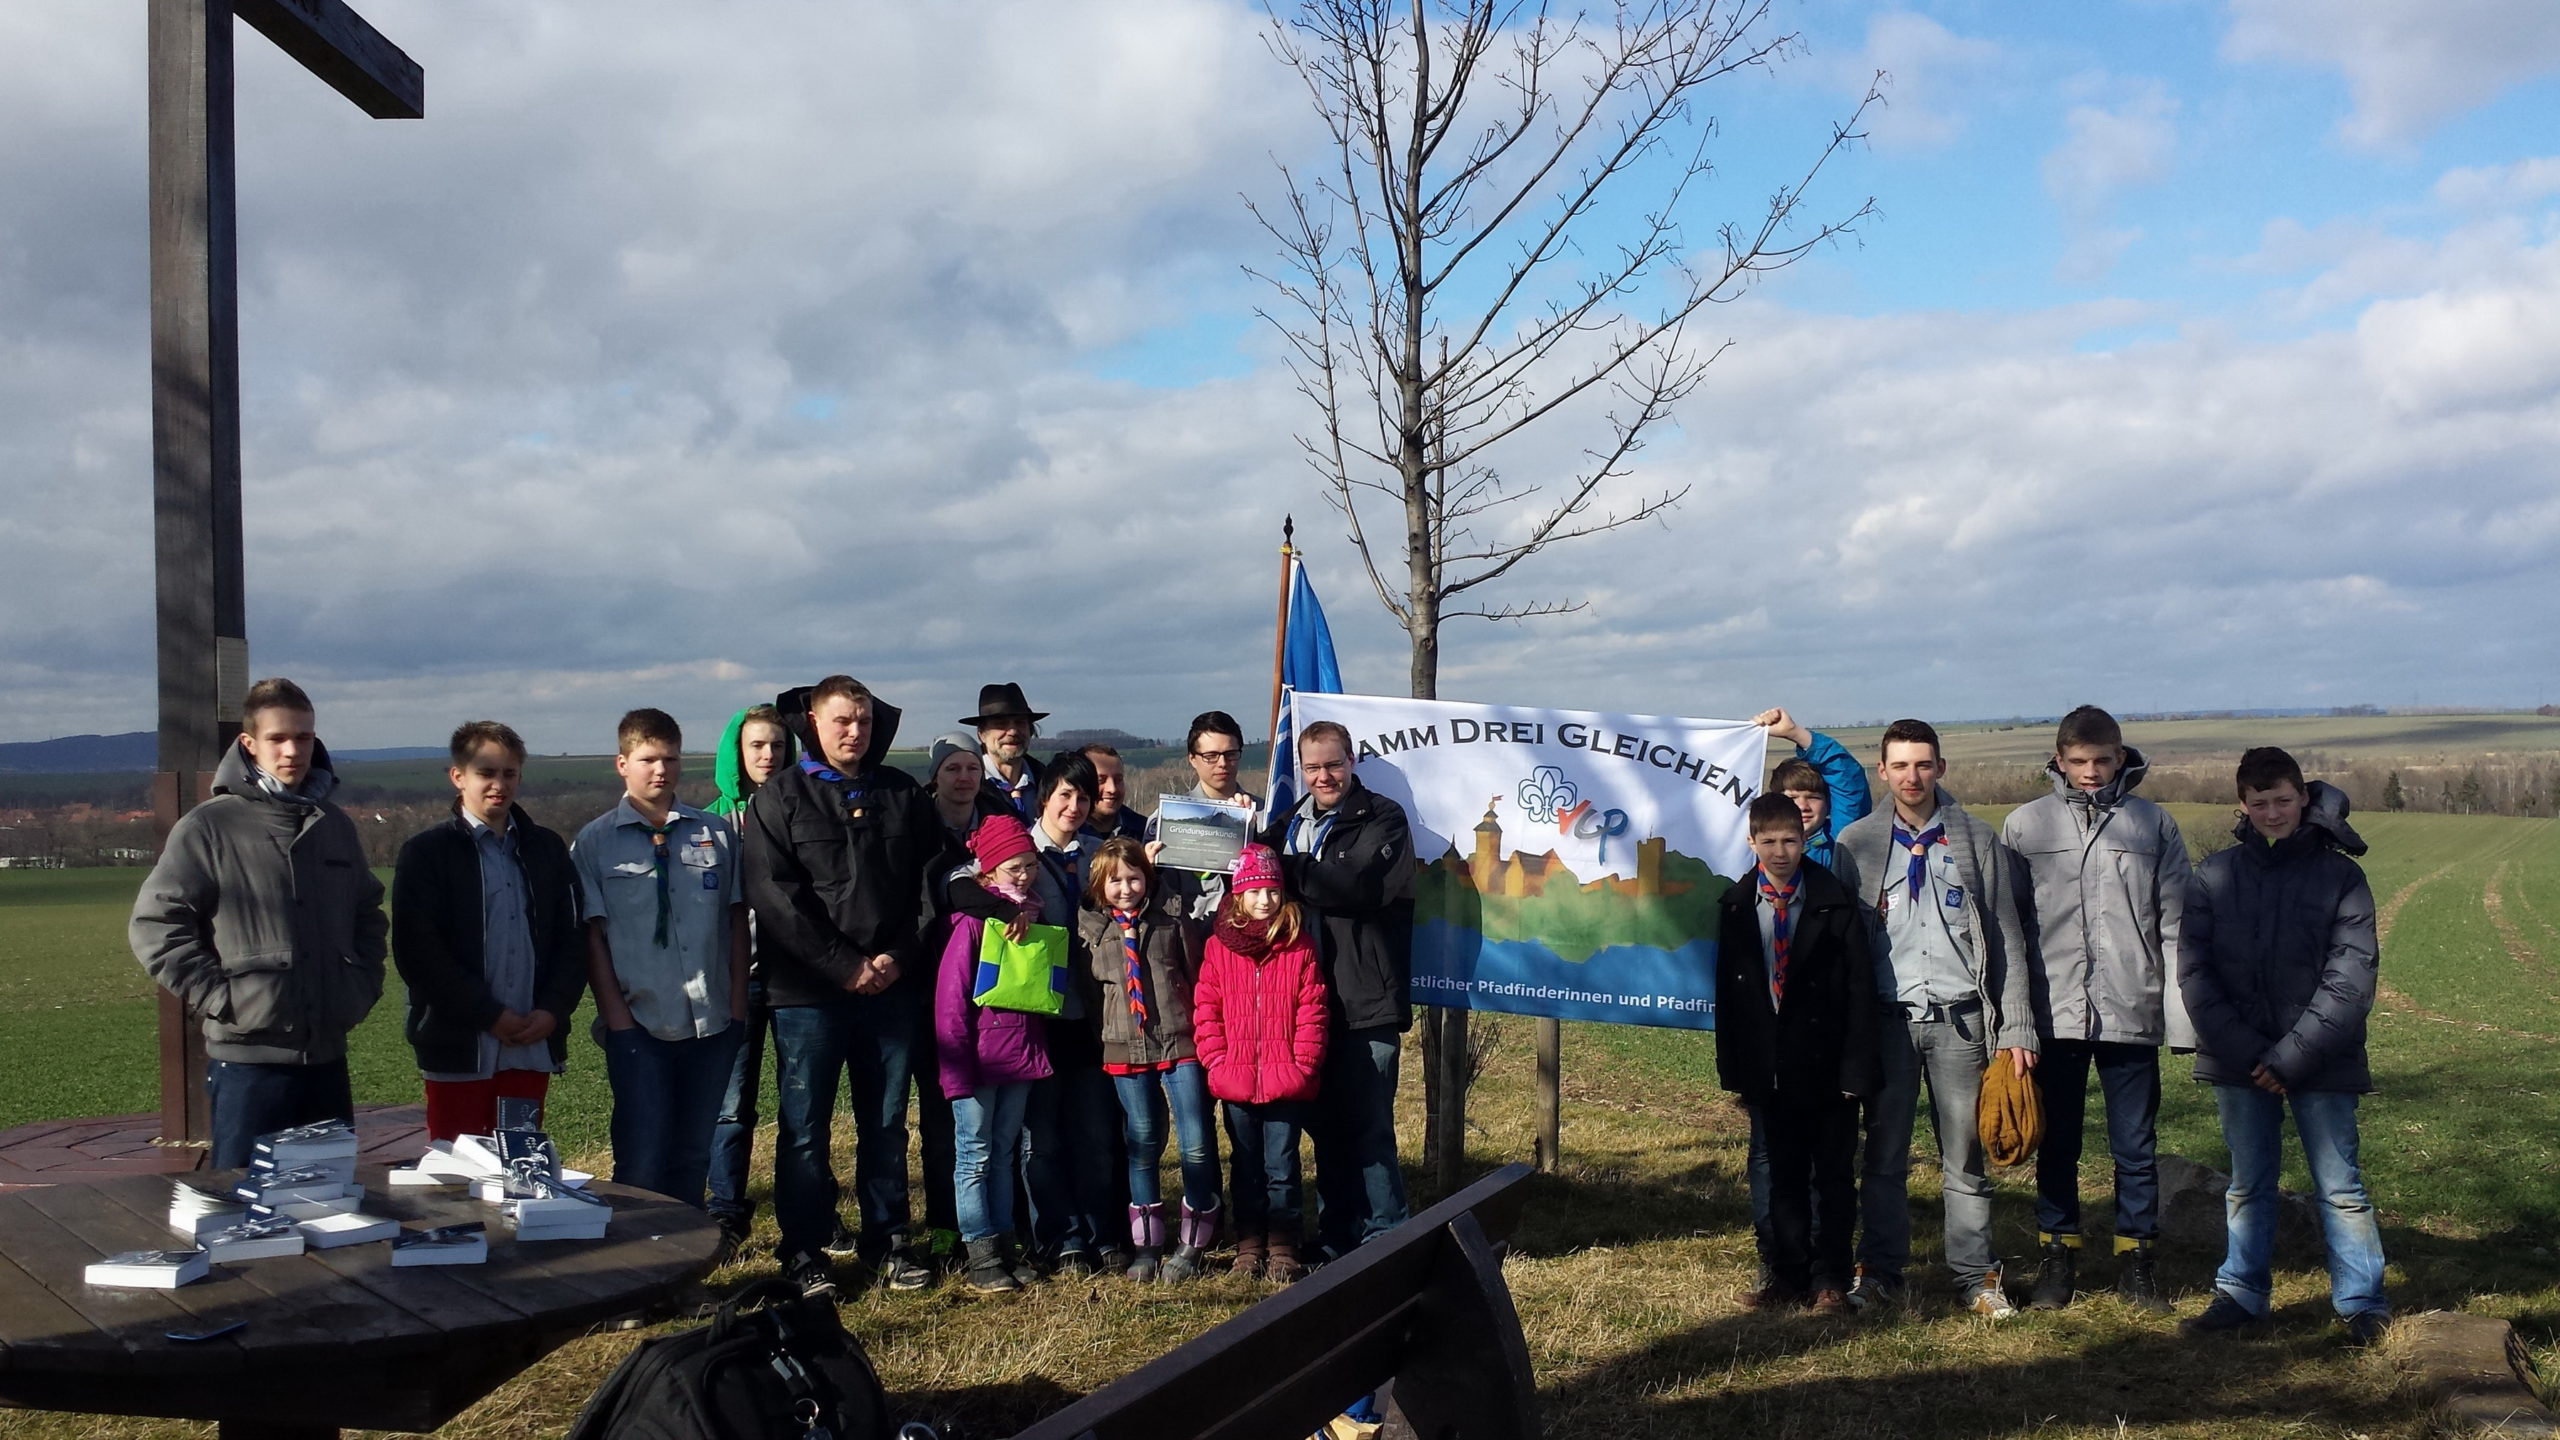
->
<box><xmin>962</xmin><ymin>681</ymin><xmax>1049</xmax><ymax>727</ymax></box>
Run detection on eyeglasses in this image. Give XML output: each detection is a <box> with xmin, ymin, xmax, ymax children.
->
<box><xmin>1190</xmin><ymin>749</ymin><xmax>1241</xmax><ymax>766</ymax></box>
<box><xmin>1301</xmin><ymin>760</ymin><xmax>1349</xmax><ymax>776</ymax></box>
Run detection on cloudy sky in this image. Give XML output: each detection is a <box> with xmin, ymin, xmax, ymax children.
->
<box><xmin>5</xmin><ymin>0</ymin><xmax>2559</xmax><ymax>752</ymax></box>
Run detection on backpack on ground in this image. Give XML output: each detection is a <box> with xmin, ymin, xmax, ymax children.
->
<box><xmin>568</xmin><ymin>1278</ymin><xmax>895</xmax><ymax>1440</ymax></box>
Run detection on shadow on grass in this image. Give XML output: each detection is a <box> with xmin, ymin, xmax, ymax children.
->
<box><xmin>1539</xmin><ymin>1308</ymin><xmax>2407</xmax><ymax>1438</ymax></box>
<box><xmin>892</xmin><ymin>1375</ymin><xmax>1083</xmax><ymax>1438</ymax></box>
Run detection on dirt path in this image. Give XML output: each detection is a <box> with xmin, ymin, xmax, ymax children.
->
<box><xmin>2371</xmin><ymin>862</ymin><xmax>2552</xmax><ymax>1043</ymax></box>
<box><xmin>2482</xmin><ymin>861</ymin><xmax>2555</xmax><ymax>978</ymax></box>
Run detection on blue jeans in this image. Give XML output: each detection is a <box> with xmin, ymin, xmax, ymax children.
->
<box><xmin>952</xmin><ymin>1084</ymin><xmax>1033</xmax><ymax>1243</ymax></box>
<box><xmin>207</xmin><ymin>1059</ymin><xmax>352</xmax><ymax>1170</ymax></box>
<box><xmin>1025</xmin><ymin>1063</ymin><xmax>1123</xmax><ymax>1257</ymax></box>
<box><xmin>706</xmin><ymin>986</ymin><xmax>775</xmax><ymax>1227</ymax></box>
<box><xmin>1111</xmin><ymin>1062</ymin><xmax>1221</xmax><ymax>1212</ymax></box>
<box><xmin>601</xmin><ymin>1024</ymin><xmax>744</xmax><ymax>1209</ymax></box>
<box><xmin>1312</xmin><ymin>1026</ymin><xmax>1409</xmax><ymax>1256</ymax></box>
<box><xmin>2211</xmin><ymin>1085</ymin><xmax>2389</xmax><ymax>1319</ymax></box>
<box><xmin>2034</xmin><ymin>1040</ymin><xmax>2162</xmax><ymax>1241</ymax></box>
<box><xmin>1223</xmin><ymin>1099</ymin><xmax>1309</xmax><ymax>1235</ymax></box>
<box><xmin>770</xmin><ymin>991</ymin><xmax>915</xmax><ymax>1264</ymax></box>
<box><xmin>1862</xmin><ymin>1006</ymin><xmax>1996</xmax><ymax>1287</ymax></box>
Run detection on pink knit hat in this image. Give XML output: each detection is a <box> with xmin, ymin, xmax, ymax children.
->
<box><xmin>969</xmin><ymin>813</ymin><xmax>1036</xmax><ymax>873</ymax></box>
<box><xmin>1232</xmin><ymin>843</ymin><xmax>1282</xmax><ymax>895</ymax></box>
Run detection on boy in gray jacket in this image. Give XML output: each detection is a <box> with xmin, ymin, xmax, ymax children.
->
<box><xmin>1834</xmin><ymin>718</ymin><xmax>2037</xmax><ymax>1317</ymax></box>
<box><xmin>130</xmin><ymin>678</ymin><xmax>389</xmax><ymax>1168</ymax></box>
<box><xmin>2002</xmin><ymin>705</ymin><xmax>2192</xmax><ymax>1314</ymax></box>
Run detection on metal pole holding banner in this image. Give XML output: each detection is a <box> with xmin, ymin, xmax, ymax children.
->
<box><xmin>1534</xmin><ymin>1018</ymin><xmax>1561</xmax><ymax>1173</ymax></box>
<box><xmin>1265</xmin><ymin>515</ymin><xmax>1295</xmax><ymax>757</ymax></box>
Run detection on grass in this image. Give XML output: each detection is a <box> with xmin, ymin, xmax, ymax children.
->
<box><xmin>3</xmin><ymin>813</ymin><xmax>2557</xmax><ymax>1437</ymax></box>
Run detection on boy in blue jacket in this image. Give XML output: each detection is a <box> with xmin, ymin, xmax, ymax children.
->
<box><xmin>2178</xmin><ymin>747</ymin><xmax>2388</xmax><ymax>1345</ymax></box>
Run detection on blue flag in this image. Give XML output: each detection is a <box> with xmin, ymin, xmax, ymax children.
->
<box><xmin>1268</xmin><ymin>557</ymin><xmax>1343</xmax><ymax>817</ymax></box>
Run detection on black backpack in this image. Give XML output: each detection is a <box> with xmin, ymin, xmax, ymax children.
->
<box><xmin>568</xmin><ymin>1279</ymin><xmax>900</xmax><ymax>1440</ymax></box>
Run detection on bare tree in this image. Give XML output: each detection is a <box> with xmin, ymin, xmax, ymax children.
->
<box><xmin>1248</xmin><ymin>0</ymin><xmax>1877</xmax><ymax>1183</ymax></box>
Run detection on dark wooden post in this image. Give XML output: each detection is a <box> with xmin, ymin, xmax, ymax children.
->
<box><xmin>1533</xmin><ymin>1016</ymin><xmax>1560</xmax><ymax>1173</ymax></box>
<box><xmin>148</xmin><ymin>0</ymin><xmax>245</xmax><ymax>1150</ymax></box>
<box><xmin>143</xmin><ymin>0</ymin><xmax>421</xmax><ymax>1149</ymax></box>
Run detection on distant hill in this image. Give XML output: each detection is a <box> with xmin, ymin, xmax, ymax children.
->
<box><xmin>0</xmin><ymin>731</ymin><xmax>443</xmax><ymax>773</ymax></box>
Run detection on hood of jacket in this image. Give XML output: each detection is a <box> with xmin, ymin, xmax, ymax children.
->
<box><xmin>713</xmin><ymin>707</ymin><xmax>800</xmax><ymax>814</ymax></box>
<box><xmin>2044</xmin><ymin>745</ymin><xmax>2150</xmax><ymax>809</ymax></box>
<box><xmin>2227</xmin><ymin>778</ymin><xmax>2367</xmax><ymax>857</ymax></box>
<box><xmin>209</xmin><ymin>734</ymin><xmax>340</xmax><ymax>805</ymax></box>
<box><xmin>772</xmin><ymin>684</ymin><xmax>904</xmax><ymax>772</ymax></box>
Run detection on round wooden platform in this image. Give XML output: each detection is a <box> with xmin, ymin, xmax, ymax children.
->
<box><xmin>0</xmin><ymin>1106</ymin><xmax>428</xmax><ymax>1190</ymax></box>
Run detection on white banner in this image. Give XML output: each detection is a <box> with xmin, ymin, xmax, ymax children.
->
<box><xmin>1288</xmin><ymin>692</ymin><xmax>1765</xmax><ymax>1030</ymax></box>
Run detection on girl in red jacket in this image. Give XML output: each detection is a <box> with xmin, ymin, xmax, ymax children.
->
<box><xmin>1193</xmin><ymin>844</ymin><xmax>1328</xmax><ymax>1280</ymax></box>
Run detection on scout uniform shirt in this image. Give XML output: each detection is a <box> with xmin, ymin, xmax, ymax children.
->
<box><xmin>1876</xmin><ymin>816</ymin><xmax>1978</xmax><ymax>1012</ymax></box>
<box><xmin>573</xmin><ymin>797</ymin><xmax>741</xmax><ymax>1041</ymax></box>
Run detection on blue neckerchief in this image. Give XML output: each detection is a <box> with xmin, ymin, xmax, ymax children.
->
<box><xmin>1288</xmin><ymin>801</ymin><xmax>1338</xmax><ymax>857</ymax></box>
<box><xmin>1890</xmin><ymin>821</ymin><xmax>1946</xmax><ymax>903</ymax></box>
<box><xmin>801</xmin><ymin>756</ymin><xmax>871</xmax><ymax>812</ymax></box>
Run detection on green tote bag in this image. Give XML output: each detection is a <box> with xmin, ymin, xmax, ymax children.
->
<box><xmin>971</xmin><ymin>920</ymin><xmax>1070</xmax><ymax>1015</ymax></box>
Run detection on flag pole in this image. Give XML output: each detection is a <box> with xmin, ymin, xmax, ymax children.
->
<box><xmin>1265</xmin><ymin>515</ymin><xmax>1295</xmax><ymax>754</ymax></box>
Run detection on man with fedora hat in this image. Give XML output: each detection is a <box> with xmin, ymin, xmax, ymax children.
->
<box><xmin>965</xmin><ymin>682</ymin><xmax>1048</xmax><ymax>821</ymax></box>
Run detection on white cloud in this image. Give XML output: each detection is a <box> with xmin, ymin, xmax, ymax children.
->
<box><xmin>2434</xmin><ymin>156</ymin><xmax>2560</xmax><ymax>211</ymax></box>
<box><xmin>2040</xmin><ymin>81</ymin><xmax>2177</xmax><ymax>282</ymax></box>
<box><xmin>2223</xmin><ymin>0</ymin><xmax>2560</xmax><ymax>148</ymax></box>
<box><xmin>1823</xmin><ymin>10</ymin><xmax>2003</xmax><ymax>152</ymax></box>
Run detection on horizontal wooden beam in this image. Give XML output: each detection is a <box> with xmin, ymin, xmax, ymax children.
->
<box><xmin>235</xmin><ymin>0</ymin><xmax>421</xmax><ymax>119</ymax></box>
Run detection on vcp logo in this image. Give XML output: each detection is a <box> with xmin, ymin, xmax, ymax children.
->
<box><xmin>1518</xmin><ymin>765</ymin><xmax>1631</xmax><ymax>858</ymax></box>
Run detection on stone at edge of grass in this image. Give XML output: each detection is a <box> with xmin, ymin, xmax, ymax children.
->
<box><xmin>2394</xmin><ymin>1311</ymin><xmax>2560</xmax><ymax>1436</ymax></box>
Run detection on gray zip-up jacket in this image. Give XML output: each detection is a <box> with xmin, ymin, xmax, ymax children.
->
<box><xmin>1835</xmin><ymin>787</ymin><xmax>2040</xmax><ymax>1054</ymax></box>
<box><xmin>2001</xmin><ymin>748</ymin><xmax>2196</xmax><ymax>1048</ymax></box>
<box><xmin>129</xmin><ymin>741</ymin><xmax>389</xmax><ymax>1065</ymax></box>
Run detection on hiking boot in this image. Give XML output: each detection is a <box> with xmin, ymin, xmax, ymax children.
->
<box><xmin>1965</xmin><ymin>1264</ymin><xmax>2016</xmax><ymax>1320</ymax></box>
<box><xmin>1846</xmin><ymin>1265</ymin><xmax>1904</xmax><ymax>1312</ymax></box>
<box><xmin>1230</xmin><ymin>1229</ymin><xmax>1268</xmax><ymax>1279</ymax></box>
<box><xmin>874</xmin><ymin>1247</ymin><xmax>934</xmax><ymax>1292</ymax></box>
<box><xmin>2029</xmin><ymin>1240</ymin><xmax>2077</xmax><ymax>1311</ymax></box>
<box><xmin>784</xmin><ymin>1253</ymin><xmax>838</xmax><ymax>1303</ymax></box>
<box><xmin>822</xmin><ymin>1219</ymin><xmax>862</xmax><ymax>1259</ymax></box>
<box><xmin>1739</xmin><ymin>1283</ymin><xmax>1801</xmax><ymax>1312</ymax></box>
<box><xmin>2180</xmin><ymin>1292</ymin><xmax>2263</xmax><ymax>1337</ymax></box>
<box><xmin>963</xmin><ymin>1238</ymin><xmax>1019</xmax><ymax>1294</ymax></box>
<box><xmin>1808</xmin><ymin>1287</ymin><xmax>1852</xmax><ymax>1317</ymax></box>
<box><xmin>2115</xmin><ymin>1245</ymin><xmax>2170</xmax><ymax>1315</ymax></box>
<box><xmin>2342</xmin><ymin>1310</ymin><xmax>2392</xmax><ymax>1348</ymax></box>
<box><xmin>1264</xmin><ymin>1233</ymin><xmax>1307</xmax><ymax>1284</ymax></box>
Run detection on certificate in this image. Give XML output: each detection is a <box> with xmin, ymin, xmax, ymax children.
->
<box><xmin>1152</xmin><ymin>794</ymin><xmax>1254</xmax><ymax>874</ymax></box>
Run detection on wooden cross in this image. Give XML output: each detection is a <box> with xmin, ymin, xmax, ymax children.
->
<box><xmin>150</xmin><ymin>0</ymin><xmax>421</xmax><ymax>1148</ymax></box>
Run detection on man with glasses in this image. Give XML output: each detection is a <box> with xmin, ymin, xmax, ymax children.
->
<box><xmin>1259</xmin><ymin>720</ymin><xmax>1415</xmax><ymax>1261</ymax></box>
<box><xmin>1155</xmin><ymin>710</ymin><xmax>1261</xmax><ymax>922</ymax></box>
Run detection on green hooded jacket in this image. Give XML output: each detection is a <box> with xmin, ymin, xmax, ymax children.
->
<box><xmin>712</xmin><ymin>707</ymin><xmax>799</xmax><ymax>817</ymax></box>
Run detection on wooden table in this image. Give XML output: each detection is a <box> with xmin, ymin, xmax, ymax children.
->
<box><xmin>0</xmin><ymin>1163</ymin><xmax>721</xmax><ymax>1437</ymax></box>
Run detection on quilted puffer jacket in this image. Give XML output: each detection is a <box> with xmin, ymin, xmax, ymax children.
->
<box><xmin>1193</xmin><ymin>928</ymin><xmax>1328</xmax><ymax>1105</ymax></box>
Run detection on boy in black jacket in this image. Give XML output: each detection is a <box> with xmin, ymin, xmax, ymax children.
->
<box><xmin>392</xmin><ymin>721</ymin><xmax>588</xmax><ymax>1141</ymax></box>
<box><xmin>1716</xmin><ymin>794</ymin><xmax>1881</xmax><ymax>1314</ymax></box>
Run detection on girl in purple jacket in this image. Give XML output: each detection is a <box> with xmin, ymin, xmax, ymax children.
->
<box><xmin>936</xmin><ymin>813</ymin><xmax>1054</xmax><ymax>1293</ymax></box>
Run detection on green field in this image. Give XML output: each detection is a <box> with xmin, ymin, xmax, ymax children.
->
<box><xmin>3</xmin><ymin>811</ymin><xmax>2555</xmax><ymax>1438</ymax></box>
<box><xmin>1822</xmin><ymin>711</ymin><xmax>2560</xmax><ymax>768</ymax></box>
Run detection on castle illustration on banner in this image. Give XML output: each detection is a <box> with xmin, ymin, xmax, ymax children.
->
<box><xmin>1413</xmin><ymin>795</ymin><xmax>1734</xmax><ymax>965</ymax></box>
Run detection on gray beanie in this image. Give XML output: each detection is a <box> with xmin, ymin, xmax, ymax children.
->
<box><xmin>926</xmin><ymin>731</ymin><xmax>984</xmax><ymax>788</ymax></box>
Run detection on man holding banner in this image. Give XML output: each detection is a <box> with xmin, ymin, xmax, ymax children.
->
<box><xmin>1262</xmin><ymin>720</ymin><xmax>1416</xmax><ymax>1260</ymax></box>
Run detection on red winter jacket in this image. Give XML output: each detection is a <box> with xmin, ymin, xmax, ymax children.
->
<box><xmin>1194</xmin><ymin>929</ymin><xmax>1329</xmax><ymax>1105</ymax></box>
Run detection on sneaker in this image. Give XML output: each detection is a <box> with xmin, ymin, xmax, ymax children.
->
<box><xmin>2179</xmin><ymin>1292</ymin><xmax>2263</xmax><ymax>1337</ymax></box>
<box><xmin>784</xmin><ymin>1254</ymin><xmax>839</xmax><ymax>1303</ymax></box>
<box><xmin>874</xmin><ymin>1248</ymin><xmax>934</xmax><ymax>1293</ymax></box>
<box><xmin>709</xmin><ymin>1217</ymin><xmax>750</xmax><ymax>1269</ymax></box>
<box><xmin>1054</xmin><ymin>1247</ymin><xmax>1101</xmax><ymax>1279</ymax></box>
<box><xmin>1808</xmin><ymin>1288</ymin><xmax>1852</xmax><ymax>1317</ymax></box>
<box><xmin>2342</xmin><ymin>1310</ymin><xmax>2392</xmax><ymax>1348</ymax></box>
<box><xmin>2028</xmin><ymin>1241</ymin><xmax>2076</xmax><ymax>1311</ymax></box>
<box><xmin>1846</xmin><ymin>1266</ymin><xmax>1904</xmax><ymax>1313</ymax></box>
<box><xmin>1966</xmin><ymin>1265</ymin><xmax>2016</xmax><ymax>1320</ymax></box>
<box><xmin>2116</xmin><ymin>1249</ymin><xmax>2170</xmax><ymax>1315</ymax></box>
<box><xmin>822</xmin><ymin>1220</ymin><xmax>862</xmax><ymax>1259</ymax></box>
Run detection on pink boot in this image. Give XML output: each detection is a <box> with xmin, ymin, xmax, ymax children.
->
<box><xmin>1125</xmin><ymin>1203</ymin><xmax>1166</xmax><ymax>1282</ymax></box>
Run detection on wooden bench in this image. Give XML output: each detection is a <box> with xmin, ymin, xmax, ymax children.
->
<box><xmin>1012</xmin><ymin>1161</ymin><xmax>1538</xmax><ymax>1440</ymax></box>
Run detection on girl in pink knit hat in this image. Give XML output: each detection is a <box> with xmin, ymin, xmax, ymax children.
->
<box><xmin>1192</xmin><ymin>843</ymin><xmax>1328</xmax><ymax>1281</ymax></box>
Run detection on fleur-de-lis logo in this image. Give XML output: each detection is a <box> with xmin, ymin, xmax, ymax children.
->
<box><xmin>1516</xmin><ymin>766</ymin><xmax>1577</xmax><ymax>825</ymax></box>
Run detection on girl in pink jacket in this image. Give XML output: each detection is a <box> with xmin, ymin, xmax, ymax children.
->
<box><xmin>1192</xmin><ymin>844</ymin><xmax>1328</xmax><ymax>1280</ymax></box>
